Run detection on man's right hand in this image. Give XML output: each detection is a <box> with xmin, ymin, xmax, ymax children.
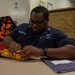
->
<box><xmin>8</xmin><ymin>41</ymin><xmax>22</xmax><ymax>55</ymax></box>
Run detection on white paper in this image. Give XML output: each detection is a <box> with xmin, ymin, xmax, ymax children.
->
<box><xmin>51</xmin><ymin>60</ymin><xmax>74</xmax><ymax>65</ymax></box>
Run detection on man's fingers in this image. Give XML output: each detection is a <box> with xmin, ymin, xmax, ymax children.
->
<box><xmin>21</xmin><ymin>50</ymin><xmax>30</xmax><ymax>58</ymax></box>
<box><xmin>21</xmin><ymin>55</ymin><xmax>30</xmax><ymax>61</ymax></box>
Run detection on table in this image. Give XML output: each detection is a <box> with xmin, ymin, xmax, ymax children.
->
<box><xmin>0</xmin><ymin>57</ymin><xmax>75</xmax><ymax>75</ymax></box>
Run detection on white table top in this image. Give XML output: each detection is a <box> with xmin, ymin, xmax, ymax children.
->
<box><xmin>0</xmin><ymin>57</ymin><xmax>75</xmax><ymax>75</ymax></box>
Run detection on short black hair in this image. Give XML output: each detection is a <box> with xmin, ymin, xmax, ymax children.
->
<box><xmin>30</xmin><ymin>6</ymin><xmax>49</xmax><ymax>20</ymax></box>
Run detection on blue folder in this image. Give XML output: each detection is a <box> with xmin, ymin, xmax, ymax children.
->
<box><xmin>41</xmin><ymin>58</ymin><xmax>75</xmax><ymax>73</ymax></box>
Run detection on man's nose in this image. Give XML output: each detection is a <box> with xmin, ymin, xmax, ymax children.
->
<box><xmin>32</xmin><ymin>23</ymin><xmax>37</xmax><ymax>27</ymax></box>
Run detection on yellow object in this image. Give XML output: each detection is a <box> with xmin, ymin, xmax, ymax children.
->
<box><xmin>15</xmin><ymin>54</ymin><xmax>21</xmax><ymax>60</ymax></box>
<box><xmin>1</xmin><ymin>49</ymin><xmax>21</xmax><ymax>60</ymax></box>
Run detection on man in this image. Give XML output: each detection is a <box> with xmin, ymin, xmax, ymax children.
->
<box><xmin>2</xmin><ymin>6</ymin><xmax>75</xmax><ymax>60</ymax></box>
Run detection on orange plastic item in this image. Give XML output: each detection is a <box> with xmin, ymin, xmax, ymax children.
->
<box><xmin>1</xmin><ymin>49</ymin><xmax>21</xmax><ymax>60</ymax></box>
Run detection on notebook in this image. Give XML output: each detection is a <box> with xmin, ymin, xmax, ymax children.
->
<box><xmin>41</xmin><ymin>58</ymin><xmax>75</xmax><ymax>73</ymax></box>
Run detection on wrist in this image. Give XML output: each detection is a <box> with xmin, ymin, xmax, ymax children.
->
<box><xmin>38</xmin><ymin>48</ymin><xmax>44</xmax><ymax>56</ymax></box>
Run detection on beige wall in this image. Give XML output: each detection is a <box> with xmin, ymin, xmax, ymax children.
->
<box><xmin>29</xmin><ymin>0</ymin><xmax>47</xmax><ymax>12</ymax></box>
<box><xmin>0</xmin><ymin>0</ymin><xmax>74</xmax><ymax>25</ymax></box>
<box><xmin>29</xmin><ymin>0</ymin><xmax>74</xmax><ymax>13</ymax></box>
<box><xmin>0</xmin><ymin>0</ymin><xmax>30</xmax><ymax>25</ymax></box>
<box><xmin>48</xmin><ymin>0</ymin><xmax>74</xmax><ymax>9</ymax></box>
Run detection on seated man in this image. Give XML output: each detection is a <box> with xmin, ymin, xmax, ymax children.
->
<box><xmin>2</xmin><ymin>6</ymin><xmax>75</xmax><ymax>60</ymax></box>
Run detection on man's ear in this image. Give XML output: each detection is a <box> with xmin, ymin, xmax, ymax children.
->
<box><xmin>46</xmin><ymin>18</ymin><xmax>49</xmax><ymax>22</ymax></box>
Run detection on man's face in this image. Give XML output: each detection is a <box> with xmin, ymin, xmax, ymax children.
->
<box><xmin>29</xmin><ymin>12</ymin><xmax>48</xmax><ymax>33</ymax></box>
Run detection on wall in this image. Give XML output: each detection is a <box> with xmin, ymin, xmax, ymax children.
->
<box><xmin>30</xmin><ymin>0</ymin><xmax>74</xmax><ymax>11</ymax></box>
<box><xmin>48</xmin><ymin>0</ymin><xmax>74</xmax><ymax>9</ymax></box>
<box><xmin>0</xmin><ymin>0</ymin><xmax>30</xmax><ymax>25</ymax></box>
<box><xmin>0</xmin><ymin>0</ymin><xmax>74</xmax><ymax>25</ymax></box>
<box><xmin>29</xmin><ymin>0</ymin><xmax>47</xmax><ymax>12</ymax></box>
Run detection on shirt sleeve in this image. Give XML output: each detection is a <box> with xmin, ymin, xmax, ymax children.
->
<box><xmin>55</xmin><ymin>29</ymin><xmax>75</xmax><ymax>47</ymax></box>
<box><xmin>8</xmin><ymin>25</ymin><xmax>21</xmax><ymax>40</ymax></box>
<box><xmin>8</xmin><ymin>23</ymin><xmax>29</xmax><ymax>40</ymax></box>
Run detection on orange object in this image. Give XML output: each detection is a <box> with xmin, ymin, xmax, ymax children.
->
<box><xmin>1</xmin><ymin>49</ymin><xmax>21</xmax><ymax>60</ymax></box>
<box><xmin>0</xmin><ymin>16</ymin><xmax>17</xmax><ymax>41</ymax></box>
<box><xmin>15</xmin><ymin>54</ymin><xmax>21</xmax><ymax>60</ymax></box>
